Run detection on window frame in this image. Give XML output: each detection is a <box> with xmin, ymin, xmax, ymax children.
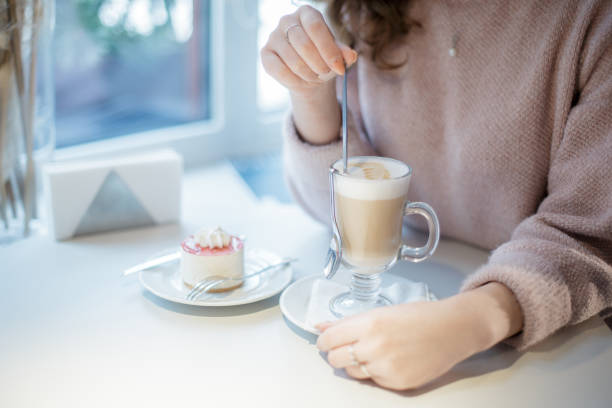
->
<box><xmin>55</xmin><ymin>0</ymin><xmax>285</xmax><ymax>168</ymax></box>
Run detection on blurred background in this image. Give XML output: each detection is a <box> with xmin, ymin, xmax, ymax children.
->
<box><xmin>53</xmin><ymin>0</ymin><xmax>318</xmax><ymax>203</ymax></box>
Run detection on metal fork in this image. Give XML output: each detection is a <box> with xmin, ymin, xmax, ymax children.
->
<box><xmin>185</xmin><ymin>257</ymin><xmax>297</xmax><ymax>301</ymax></box>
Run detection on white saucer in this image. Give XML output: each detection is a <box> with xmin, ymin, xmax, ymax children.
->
<box><xmin>279</xmin><ymin>273</ymin><xmax>436</xmax><ymax>335</ymax></box>
<box><xmin>280</xmin><ymin>275</ymin><xmax>322</xmax><ymax>335</ymax></box>
<box><xmin>139</xmin><ymin>248</ymin><xmax>293</xmax><ymax>306</ymax></box>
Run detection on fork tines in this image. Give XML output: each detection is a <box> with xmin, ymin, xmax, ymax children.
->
<box><xmin>186</xmin><ymin>278</ymin><xmax>226</xmax><ymax>301</ymax></box>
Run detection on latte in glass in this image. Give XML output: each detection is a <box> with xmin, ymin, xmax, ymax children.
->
<box><xmin>333</xmin><ymin>157</ymin><xmax>411</xmax><ymax>271</ymax></box>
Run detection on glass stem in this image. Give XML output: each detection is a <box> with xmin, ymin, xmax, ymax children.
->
<box><xmin>350</xmin><ymin>272</ymin><xmax>383</xmax><ymax>303</ymax></box>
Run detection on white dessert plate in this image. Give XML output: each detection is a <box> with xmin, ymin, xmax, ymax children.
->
<box><xmin>139</xmin><ymin>248</ymin><xmax>293</xmax><ymax>306</ymax></box>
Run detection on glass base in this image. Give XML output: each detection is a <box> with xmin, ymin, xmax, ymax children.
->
<box><xmin>329</xmin><ymin>291</ymin><xmax>392</xmax><ymax>318</ymax></box>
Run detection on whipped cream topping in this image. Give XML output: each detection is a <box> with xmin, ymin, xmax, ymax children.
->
<box><xmin>194</xmin><ymin>226</ymin><xmax>232</xmax><ymax>249</ymax></box>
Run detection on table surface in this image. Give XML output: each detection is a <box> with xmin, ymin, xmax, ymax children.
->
<box><xmin>1</xmin><ymin>162</ymin><xmax>611</xmax><ymax>408</ymax></box>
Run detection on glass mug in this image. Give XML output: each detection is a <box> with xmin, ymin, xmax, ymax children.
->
<box><xmin>327</xmin><ymin>156</ymin><xmax>440</xmax><ymax>318</ymax></box>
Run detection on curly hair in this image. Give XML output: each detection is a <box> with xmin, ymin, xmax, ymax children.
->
<box><xmin>322</xmin><ymin>0</ymin><xmax>418</xmax><ymax>69</ymax></box>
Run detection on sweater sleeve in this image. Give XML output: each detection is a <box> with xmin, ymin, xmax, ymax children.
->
<box><xmin>282</xmin><ymin>67</ymin><xmax>377</xmax><ymax>225</ymax></box>
<box><xmin>461</xmin><ymin>6</ymin><xmax>612</xmax><ymax>350</ymax></box>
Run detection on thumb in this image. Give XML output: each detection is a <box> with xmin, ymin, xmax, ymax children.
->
<box><xmin>318</xmin><ymin>44</ymin><xmax>358</xmax><ymax>81</ymax></box>
<box><xmin>338</xmin><ymin>43</ymin><xmax>358</xmax><ymax>68</ymax></box>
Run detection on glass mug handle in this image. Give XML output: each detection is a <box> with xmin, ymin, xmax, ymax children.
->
<box><xmin>400</xmin><ymin>202</ymin><xmax>440</xmax><ymax>262</ymax></box>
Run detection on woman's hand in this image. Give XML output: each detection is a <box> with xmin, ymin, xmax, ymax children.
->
<box><xmin>260</xmin><ymin>5</ymin><xmax>358</xmax><ymax>144</ymax></box>
<box><xmin>316</xmin><ymin>282</ymin><xmax>523</xmax><ymax>390</ymax></box>
<box><xmin>260</xmin><ymin>5</ymin><xmax>358</xmax><ymax>97</ymax></box>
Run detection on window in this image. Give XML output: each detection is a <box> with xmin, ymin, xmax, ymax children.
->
<box><xmin>54</xmin><ymin>0</ymin><xmax>211</xmax><ymax>148</ymax></box>
<box><xmin>256</xmin><ymin>0</ymin><xmax>296</xmax><ymax>112</ymax></box>
<box><xmin>54</xmin><ymin>1</ymin><xmax>321</xmax><ymax>168</ymax></box>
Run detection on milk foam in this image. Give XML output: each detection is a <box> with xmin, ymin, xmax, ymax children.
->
<box><xmin>333</xmin><ymin>157</ymin><xmax>411</xmax><ymax>200</ymax></box>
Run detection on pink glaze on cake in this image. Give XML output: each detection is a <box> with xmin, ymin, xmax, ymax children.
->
<box><xmin>181</xmin><ymin>235</ymin><xmax>244</xmax><ymax>256</ymax></box>
<box><xmin>180</xmin><ymin>229</ymin><xmax>245</xmax><ymax>290</ymax></box>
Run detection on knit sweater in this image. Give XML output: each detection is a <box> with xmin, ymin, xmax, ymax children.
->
<box><xmin>282</xmin><ymin>0</ymin><xmax>612</xmax><ymax>350</ymax></box>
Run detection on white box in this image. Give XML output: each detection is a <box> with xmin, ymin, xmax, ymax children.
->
<box><xmin>43</xmin><ymin>149</ymin><xmax>183</xmax><ymax>240</ymax></box>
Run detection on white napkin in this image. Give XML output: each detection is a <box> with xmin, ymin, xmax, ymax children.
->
<box><xmin>305</xmin><ymin>278</ymin><xmax>436</xmax><ymax>332</ymax></box>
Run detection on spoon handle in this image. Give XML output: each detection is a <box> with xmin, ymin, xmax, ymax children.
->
<box><xmin>342</xmin><ymin>64</ymin><xmax>348</xmax><ymax>173</ymax></box>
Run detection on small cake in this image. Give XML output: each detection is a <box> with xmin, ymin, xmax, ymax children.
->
<box><xmin>180</xmin><ymin>227</ymin><xmax>244</xmax><ymax>292</ymax></box>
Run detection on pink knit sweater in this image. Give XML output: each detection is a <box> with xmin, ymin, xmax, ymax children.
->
<box><xmin>283</xmin><ymin>0</ymin><xmax>612</xmax><ymax>350</ymax></box>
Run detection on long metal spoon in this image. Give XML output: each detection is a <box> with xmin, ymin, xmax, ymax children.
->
<box><xmin>341</xmin><ymin>63</ymin><xmax>348</xmax><ymax>173</ymax></box>
<box><xmin>323</xmin><ymin>167</ymin><xmax>342</xmax><ymax>280</ymax></box>
<box><xmin>323</xmin><ymin>65</ymin><xmax>348</xmax><ymax>279</ymax></box>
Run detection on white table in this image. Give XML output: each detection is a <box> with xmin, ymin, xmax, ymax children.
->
<box><xmin>1</xmin><ymin>162</ymin><xmax>611</xmax><ymax>408</ymax></box>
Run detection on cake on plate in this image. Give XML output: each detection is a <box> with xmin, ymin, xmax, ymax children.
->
<box><xmin>180</xmin><ymin>227</ymin><xmax>244</xmax><ymax>292</ymax></box>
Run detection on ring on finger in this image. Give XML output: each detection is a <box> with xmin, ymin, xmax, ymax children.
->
<box><xmin>360</xmin><ymin>363</ymin><xmax>371</xmax><ymax>377</ymax></box>
<box><xmin>347</xmin><ymin>344</ymin><xmax>359</xmax><ymax>367</ymax></box>
<box><xmin>284</xmin><ymin>23</ymin><xmax>301</xmax><ymax>42</ymax></box>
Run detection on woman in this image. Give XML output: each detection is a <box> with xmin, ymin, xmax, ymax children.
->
<box><xmin>261</xmin><ymin>0</ymin><xmax>612</xmax><ymax>390</ymax></box>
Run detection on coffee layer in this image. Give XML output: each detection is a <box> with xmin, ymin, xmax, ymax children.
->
<box><xmin>335</xmin><ymin>192</ymin><xmax>406</xmax><ymax>270</ymax></box>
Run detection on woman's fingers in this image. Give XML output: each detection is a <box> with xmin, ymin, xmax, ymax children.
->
<box><xmin>316</xmin><ymin>315</ymin><xmax>366</xmax><ymax>352</ymax></box>
<box><xmin>283</xmin><ymin>22</ymin><xmax>331</xmax><ymax>76</ymax></box>
<box><xmin>298</xmin><ymin>6</ymin><xmax>345</xmax><ymax>75</ymax></box>
<box><xmin>261</xmin><ymin>5</ymin><xmax>358</xmax><ymax>92</ymax></box>
<box><xmin>327</xmin><ymin>345</ymin><xmax>354</xmax><ymax>368</ymax></box>
<box><xmin>326</xmin><ymin>343</ymin><xmax>374</xmax><ymax>381</ymax></box>
<box><xmin>345</xmin><ymin>364</ymin><xmax>371</xmax><ymax>380</ymax></box>
<box><xmin>326</xmin><ymin>342</ymin><xmax>369</xmax><ymax>369</ymax></box>
<box><xmin>273</xmin><ymin>33</ymin><xmax>321</xmax><ymax>83</ymax></box>
<box><xmin>260</xmin><ymin>48</ymin><xmax>308</xmax><ymax>90</ymax></box>
<box><xmin>315</xmin><ymin>321</ymin><xmax>335</xmax><ymax>332</ymax></box>
<box><xmin>310</xmin><ymin>42</ymin><xmax>358</xmax><ymax>81</ymax></box>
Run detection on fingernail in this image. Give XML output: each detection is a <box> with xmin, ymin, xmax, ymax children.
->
<box><xmin>331</xmin><ymin>57</ymin><xmax>345</xmax><ymax>75</ymax></box>
<box><xmin>350</xmin><ymin>50</ymin><xmax>358</xmax><ymax>64</ymax></box>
